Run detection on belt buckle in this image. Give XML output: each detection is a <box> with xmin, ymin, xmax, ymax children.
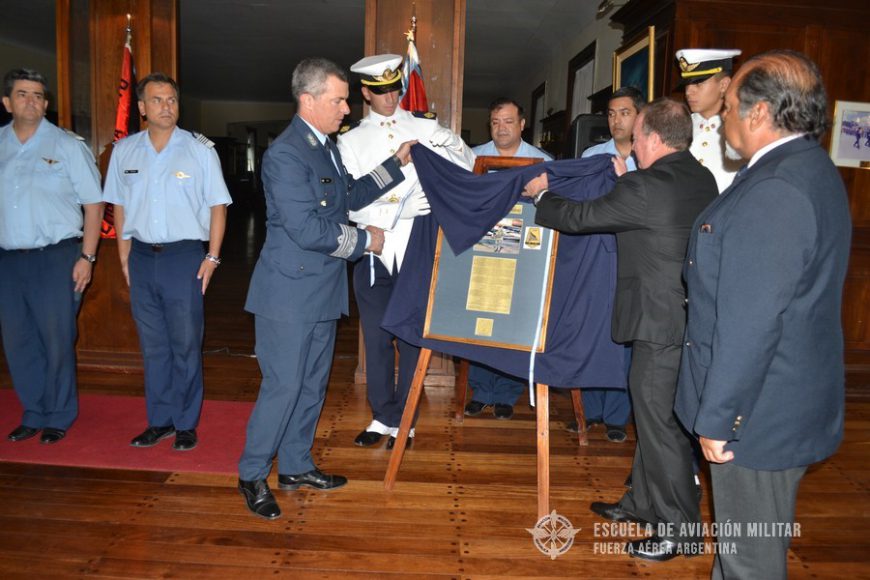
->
<box><xmin>151</xmin><ymin>244</ymin><xmax>163</xmax><ymax>252</ymax></box>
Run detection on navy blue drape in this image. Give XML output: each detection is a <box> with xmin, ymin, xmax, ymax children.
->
<box><xmin>380</xmin><ymin>145</ymin><xmax>625</xmax><ymax>389</ymax></box>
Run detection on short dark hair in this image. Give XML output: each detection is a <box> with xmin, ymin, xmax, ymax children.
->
<box><xmin>291</xmin><ymin>58</ymin><xmax>348</xmax><ymax>102</ymax></box>
<box><xmin>639</xmin><ymin>97</ymin><xmax>692</xmax><ymax>150</ymax></box>
<box><xmin>3</xmin><ymin>68</ymin><xmax>48</xmax><ymax>97</ymax></box>
<box><xmin>609</xmin><ymin>86</ymin><xmax>645</xmax><ymax>113</ymax></box>
<box><xmin>136</xmin><ymin>72</ymin><xmax>179</xmax><ymax>100</ymax></box>
<box><xmin>488</xmin><ymin>97</ymin><xmax>524</xmax><ymax>118</ymax></box>
<box><xmin>735</xmin><ymin>49</ymin><xmax>828</xmax><ymax>139</ymax></box>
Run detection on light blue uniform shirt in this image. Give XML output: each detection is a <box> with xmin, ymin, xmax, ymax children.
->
<box><xmin>472</xmin><ymin>139</ymin><xmax>553</xmax><ymax>161</ymax></box>
<box><xmin>582</xmin><ymin>138</ymin><xmax>637</xmax><ymax>172</ymax></box>
<box><xmin>102</xmin><ymin>127</ymin><xmax>232</xmax><ymax>243</ymax></box>
<box><xmin>0</xmin><ymin>119</ymin><xmax>102</xmax><ymax>250</ymax></box>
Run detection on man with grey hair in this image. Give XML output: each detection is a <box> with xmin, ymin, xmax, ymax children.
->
<box><xmin>238</xmin><ymin>58</ymin><xmax>415</xmax><ymax>520</ymax></box>
<box><xmin>676</xmin><ymin>50</ymin><xmax>850</xmax><ymax>579</ymax></box>
<box><xmin>522</xmin><ymin>97</ymin><xmax>717</xmax><ymax>561</ymax></box>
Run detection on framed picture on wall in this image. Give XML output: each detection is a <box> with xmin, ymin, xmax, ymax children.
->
<box><xmin>829</xmin><ymin>100</ymin><xmax>870</xmax><ymax>168</ymax></box>
<box><xmin>613</xmin><ymin>26</ymin><xmax>655</xmax><ymax>102</ymax></box>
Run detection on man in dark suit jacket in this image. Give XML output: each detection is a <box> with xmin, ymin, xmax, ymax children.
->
<box><xmin>238</xmin><ymin>58</ymin><xmax>413</xmax><ymax>520</ymax></box>
<box><xmin>675</xmin><ymin>50</ymin><xmax>851</xmax><ymax>579</ymax></box>
<box><xmin>522</xmin><ymin>98</ymin><xmax>718</xmax><ymax>561</ymax></box>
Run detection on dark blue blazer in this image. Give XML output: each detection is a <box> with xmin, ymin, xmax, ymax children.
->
<box><xmin>675</xmin><ymin>136</ymin><xmax>852</xmax><ymax>470</ymax></box>
<box><xmin>245</xmin><ymin>116</ymin><xmax>404</xmax><ymax>322</ymax></box>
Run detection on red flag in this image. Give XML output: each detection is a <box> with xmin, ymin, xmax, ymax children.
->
<box><xmin>102</xmin><ymin>28</ymin><xmax>138</xmax><ymax>239</ymax></box>
<box><xmin>400</xmin><ymin>29</ymin><xmax>428</xmax><ymax>113</ymax></box>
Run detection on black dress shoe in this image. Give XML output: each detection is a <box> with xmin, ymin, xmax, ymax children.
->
<box><xmin>130</xmin><ymin>426</ymin><xmax>175</xmax><ymax>447</ymax></box>
<box><xmin>353</xmin><ymin>429</ymin><xmax>384</xmax><ymax>447</ymax></box>
<box><xmin>238</xmin><ymin>478</ymin><xmax>281</xmax><ymax>520</ymax></box>
<box><xmin>493</xmin><ymin>403</ymin><xmax>514</xmax><ymax>420</ymax></box>
<box><xmin>566</xmin><ymin>417</ymin><xmax>603</xmax><ymax>433</ymax></box>
<box><xmin>40</xmin><ymin>428</ymin><xmax>66</xmax><ymax>444</ymax></box>
<box><xmin>173</xmin><ymin>429</ymin><xmax>197</xmax><ymax>451</ymax></box>
<box><xmin>626</xmin><ymin>535</ymin><xmax>687</xmax><ymax>562</ymax></box>
<box><xmin>7</xmin><ymin>425</ymin><xmax>39</xmax><ymax>442</ymax></box>
<box><xmin>605</xmin><ymin>424</ymin><xmax>627</xmax><ymax>443</ymax></box>
<box><xmin>590</xmin><ymin>501</ymin><xmax>647</xmax><ymax>524</ymax></box>
<box><xmin>386</xmin><ymin>435</ymin><xmax>413</xmax><ymax>450</ymax></box>
<box><xmin>464</xmin><ymin>400</ymin><xmax>487</xmax><ymax>417</ymax></box>
<box><xmin>278</xmin><ymin>469</ymin><xmax>348</xmax><ymax>491</ymax></box>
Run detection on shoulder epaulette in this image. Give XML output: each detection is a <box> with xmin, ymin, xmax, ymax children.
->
<box><xmin>190</xmin><ymin>131</ymin><xmax>215</xmax><ymax>148</ymax></box>
<box><xmin>412</xmin><ymin>111</ymin><xmax>437</xmax><ymax>120</ymax></box>
<box><xmin>339</xmin><ymin>120</ymin><xmax>361</xmax><ymax>134</ymax></box>
<box><xmin>63</xmin><ymin>128</ymin><xmax>86</xmax><ymax>141</ymax></box>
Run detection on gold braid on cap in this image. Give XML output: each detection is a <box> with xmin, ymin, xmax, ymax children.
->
<box><xmin>681</xmin><ymin>66</ymin><xmax>723</xmax><ymax>78</ymax></box>
<box><xmin>361</xmin><ymin>67</ymin><xmax>402</xmax><ymax>87</ymax></box>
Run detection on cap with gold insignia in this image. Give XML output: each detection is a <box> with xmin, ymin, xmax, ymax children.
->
<box><xmin>350</xmin><ymin>54</ymin><xmax>403</xmax><ymax>94</ymax></box>
<box><xmin>675</xmin><ymin>48</ymin><xmax>742</xmax><ymax>85</ymax></box>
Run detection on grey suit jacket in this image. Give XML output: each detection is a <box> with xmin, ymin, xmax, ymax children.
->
<box><xmin>675</xmin><ymin>136</ymin><xmax>851</xmax><ymax>470</ymax></box>
<box><xmin>245</xmin><ymin>116</ymin><xmax>404</xmax><ymax>323</ymax></box>
<box><xmin>535</xmin><ymin>150</ymin><xmax>718</xmax><ymax>345</ymax></box>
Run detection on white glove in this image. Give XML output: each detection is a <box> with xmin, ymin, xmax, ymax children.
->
<box><xmin>399</xmin><ymin>189</ymin><xmax>431</xmax><ymax>219</ymax></box>
<box><xmin>429</xmin><ymin>125</ymin><xmax>462</xmax><ymax>150</ymax></box>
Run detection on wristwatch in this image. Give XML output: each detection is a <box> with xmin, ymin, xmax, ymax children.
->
<box><xmin>205</xmin><ymin>253</ymin><xmax>221</xmax><ymax>266</ymax></box>
<box><xmin>80</xmin><ymin>253</ymin><xmax>97</xmax><ymax>264</ymax></box>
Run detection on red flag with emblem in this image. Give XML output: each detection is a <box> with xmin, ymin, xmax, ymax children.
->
<box><xmin>102</xmin><ymin>25</ymin><xmax>138</xmax><ymax>238</ymax></box>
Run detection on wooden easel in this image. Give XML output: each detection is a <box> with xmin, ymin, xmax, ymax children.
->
<box><xmin>384</xmin><ymin>348</ymin><xmax>585</xmax><ymax>519</ymax></box>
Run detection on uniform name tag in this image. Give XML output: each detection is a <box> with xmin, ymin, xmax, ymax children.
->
<box><xmin>320</xmin><ymin>177</ymin><xmax>332</xmax><ymax>184</ymax></box>
<box><xmin>123</xmin><ymin>169</ymin><xmax>139</xmax><ymax>174</ymax></box>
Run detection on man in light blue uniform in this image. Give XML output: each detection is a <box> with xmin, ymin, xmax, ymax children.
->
<box><xmin>465</xmin><ymin>98</ymin><xmax>552</xmax><ymax>420</ymax></box>
<box><xmin>103</xmin><ymin>72</ymin><xmax>231</xmax><ymax>452</ymax></box>
<box><xmin>0</xmin><ymin>68</ymin><xmax>103</xmax><ymax>444</ymax></box>
<box><xmin>571</xmin><ymin>86</ymin><xmax>643</xmax><ymax>443</ymax></box>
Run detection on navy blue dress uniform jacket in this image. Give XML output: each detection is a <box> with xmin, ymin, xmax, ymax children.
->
<box><xmin>245</xmin><ymin>116</ymin><xmax>404</xmax><ymax>322</ymax></box>
<box><xmin>675</xmin><ymin>136</ymin><xmax>852</xmax><ymax>471</ymax></box>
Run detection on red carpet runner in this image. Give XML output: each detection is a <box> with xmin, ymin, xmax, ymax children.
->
<box><xmin>0</xmin><ymin>389</ymin><xmax>252</xmax><ymax>475</ymax></box>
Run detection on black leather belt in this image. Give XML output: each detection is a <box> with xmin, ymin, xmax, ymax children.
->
<box><xmin>9</xmin><ymin>237</ymin><xmax>79</xmax><ymax>253</ymax></box>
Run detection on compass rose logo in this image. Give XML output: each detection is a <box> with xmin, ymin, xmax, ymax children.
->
<box><xmin>526</xmin><ymin>510</ymin><xmax>580</xmax><ymax>559</ymax></box>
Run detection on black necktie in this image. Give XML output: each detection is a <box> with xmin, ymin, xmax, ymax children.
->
<box><xmin>325</xmin><ymin>139</ymin><xmax>343</xmax><ymax>176</ymax></box>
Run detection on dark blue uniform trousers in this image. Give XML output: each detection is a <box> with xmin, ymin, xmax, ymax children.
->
<box><xmin>0</xmin><ymin>239</ymin><xmax>80</xmax><ymax>430</ymax></box>
<box><xmin>467</xmin><ymin>362</ymin><xmax>526</xmax><ymax>406</ymax></box>
<box><xmin>129</xmin><ymin>239</ymin><xmax>204</xmax><ymax>431</ymax></box>
<box><xmin>353</xmin><ymin>257</ymin><xmax>420</xmax><ymax>428</ymax></box>
<box><xmin>239</xmin><ymin>316</ymin><xmax>336</xmax><ymax>480</ymax></box>
<box><xmin>580</xmin><ymin>344</ymin><xmax>632</xmax><ymax>425</ymax></box>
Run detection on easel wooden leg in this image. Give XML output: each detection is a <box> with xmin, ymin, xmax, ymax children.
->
<box><xmin>570</xmin><ymin>389</ymin><xmax>589</xmax><ymax>446</ymax></box>
<box><xmin>454</xmin><ymin>358</ymin><xmax>469</xmax><ymax>422</ymax></box>
<box><xmin>536</xmin><ymin>383</ymin><xmax>550</xmax><ymax>519</ymax></box>
<box><xmin>384</xmin><ymin>348</ymin><xmax>432</xmax><ymax>491</ymax></box>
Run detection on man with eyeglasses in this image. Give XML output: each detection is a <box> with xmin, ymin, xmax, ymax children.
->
<box><xmin>103</xmin><ymin>72</ymin><xmax>232</xmax><ymax>452</ymax></box>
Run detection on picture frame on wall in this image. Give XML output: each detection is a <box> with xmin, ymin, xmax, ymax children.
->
<box><xmin>613</xmin><ymin>26</ymin><xmax>655</xmax><ymax>102</ymax></box>
<box><xmin>829</xmin><ymin>100</ymin><xmax>870</xmax><ymax>168</ymax></box>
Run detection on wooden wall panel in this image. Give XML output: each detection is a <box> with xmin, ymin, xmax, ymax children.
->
<box><xmin>77</xmin><ymin>0</ymin><xmax>177</xmax><ymax>365</ymax></box>
<box><xmin>365</xmin><ymin>0</ymin><xmax>465</xmax><ymax>132</ymax></box>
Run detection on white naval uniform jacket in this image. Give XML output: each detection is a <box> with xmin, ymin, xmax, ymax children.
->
<box><xmin>689</xmin><ymin>112</ymin><xmax>742</xmax><ymax>194</ymax></box>
<box><xmin>337</xmin><ymin>108</ymin><xmax>475</xmax><ymax>273</ymax></box>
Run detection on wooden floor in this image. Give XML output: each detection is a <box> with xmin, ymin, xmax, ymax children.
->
<box><xmin>1</xmin><ymin>205</ymin><xmax>869</xmax><ymax>578</ymax></box>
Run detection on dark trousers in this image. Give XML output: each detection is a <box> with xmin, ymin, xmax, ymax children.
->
<box><xmin>467</xmin><ymin>362</ymin><xmax>525</xmax><ymax>406</ymax></box>
<box><xmin>580</xmin><ymin>344</ymin><xmax>632</xmax><ymax>424</ymax></box>
<box><xmin>0</xmin><ymin>239</ymin><xmax>80</xmax><ymax>430</ymax></box>
<box><xmin>618</xmin><ymin>340</ymin><xmax>700</xmax><ymax>541</ymax></box>
<box><xmin>353</xmin><ymin>257</ymin><xmax>419</xmax><ymax>428</ymax></box>
<box><xmin>129</xmin><ymin>239</ymin><xmax>204</xmax><ymax>430</ymax></box>
<box><xmin>711</xmin><ymin>462</ymin><xmax>807</xmax><ymax>580</ymax></box>
<box><xmin>239</xmin><ymin>316</ymin><xmax>336</xmax><ymax>480</ymax></box>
